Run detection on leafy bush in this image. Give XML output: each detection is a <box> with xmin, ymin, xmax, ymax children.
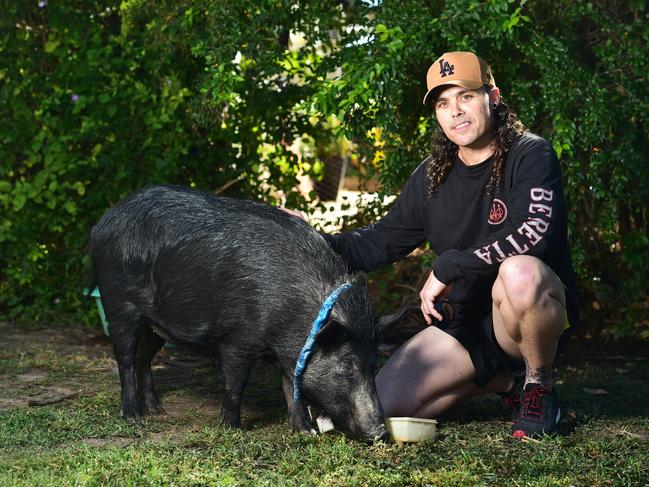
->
<box><xmin>1</xmin><ymin>3</ymin><xmax>204</xmax><ymax>321</ymax></box>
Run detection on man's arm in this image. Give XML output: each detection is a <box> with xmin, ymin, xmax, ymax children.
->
<box><xmin>325</xmin><ymin>162</ymin><xmax>429</xmax><ymax>273</ymax></box>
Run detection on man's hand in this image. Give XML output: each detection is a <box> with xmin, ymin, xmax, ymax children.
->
<box><xmin>279</xmin><ymin>207</ymin><xmax>307</xmax><ymax>221</ymax></box>
<box><xmin>419</xmin><ymin>270</ymin><xmax>451</xmax><ymax>325</ymax></box>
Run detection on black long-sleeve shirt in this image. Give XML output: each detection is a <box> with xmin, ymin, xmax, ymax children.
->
<box><xmin>326</xmin><ymin>132</ymin><xmax>580</xmax><ymax>328</ymax></box>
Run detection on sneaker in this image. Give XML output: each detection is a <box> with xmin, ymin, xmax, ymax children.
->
<box><xmin>497</xmin><ymin>375</ymin><xmax>524</xmax><ymax>420</ymax></box>
<box><xmin>511</xmin><ymin>383</ymin><xmax>561</xmax><ymax>438</ymax></box>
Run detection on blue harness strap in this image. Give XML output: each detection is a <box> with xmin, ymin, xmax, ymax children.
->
<box><xmin>293</xmin><ymin>282</ymin><xmax>353</xmax><ymax>402</ymax></box>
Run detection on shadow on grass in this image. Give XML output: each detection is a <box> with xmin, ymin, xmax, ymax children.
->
<box><xmin>147</xmin><ymin>333</ymin><xmax>648</xmax><ymax>441</ymax></box>
<box><xmin>435</xmin><ymin>336</ymin><xmax>649</xmax><ymax>439</ymax></box>
<box><xmin>149</xmin><ymin>348</ymin><xmax>289</xmax><ymax>429</ymax></box>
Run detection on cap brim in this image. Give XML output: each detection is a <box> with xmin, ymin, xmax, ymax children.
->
<box><xmin>422</xmin><ymin>80</ymin><xmax>486</xmax><ymax>105</ymax></box>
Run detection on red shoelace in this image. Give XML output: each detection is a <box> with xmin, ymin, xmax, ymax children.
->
<box><xmin>521</xmin><ymin>385</ymin><xmax>550</xmax><ymax>418</ymax></box>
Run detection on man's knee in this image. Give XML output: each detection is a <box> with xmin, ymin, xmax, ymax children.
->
<box><xmin>375</xmin><ymin>327</ymin><xmax>476</xmax><ymax>417</ymax></box>
<box><xmin>493</xmin><ymin>255</ymin><xmax>565</xmax><ymax>316</ymax></box>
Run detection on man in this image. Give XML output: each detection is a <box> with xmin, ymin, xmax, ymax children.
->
<box><xmin>320</xmin><ymin>51</ymin><xmax>579</xmax><ymax>438</ymax></box>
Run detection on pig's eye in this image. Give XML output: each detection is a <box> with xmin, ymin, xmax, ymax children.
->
<box><xmin>335</xmin><ymin>362</ymin><xmax>354</xmax><ymax>379</ymax></box>
<box><xmin>332</xmin><ymin>361</ymin><xmax>352</xmax><ymax>378</ymax></box>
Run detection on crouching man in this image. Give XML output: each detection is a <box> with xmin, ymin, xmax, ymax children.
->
<box><xmin>319</xmin><ymin>51</ymin><xmax>579</xmax><ymax>437</ymax></box>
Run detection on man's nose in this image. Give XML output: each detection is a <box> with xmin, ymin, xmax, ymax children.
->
<box><xmin>451</xmin><ymin>101</ymin><xmax>464</xmax><ymax>117</ymax></box>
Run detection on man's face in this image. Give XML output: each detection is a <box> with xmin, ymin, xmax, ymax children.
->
<box><xmin>434</xmin><ymin>85</ymin><xmax>498</xmax><ymax>151</ymax></box>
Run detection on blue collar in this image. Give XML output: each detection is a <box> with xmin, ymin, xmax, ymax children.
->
<box><xmin>293</xmin><ymin>282</ymin><xmax>353</xmax><ymax>402</ymax></box>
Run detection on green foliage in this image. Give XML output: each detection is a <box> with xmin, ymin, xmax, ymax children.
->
<box><xmin>1</xmin><ymin>1</ymin><xmax>647</xmax><ymax>336</ymax></box>
<box><xmin>1</xmin><ymin>2</ymin><xmax>207</xmax><ymax>322</ymax></box>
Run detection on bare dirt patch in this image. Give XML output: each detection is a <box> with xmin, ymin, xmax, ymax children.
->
<box><xmin>599</xmin><ymin>423</ymin><xmax>649</xmax><ymax>441</ymax></box>
<box><xmin>84</xmin><ymin>437</ymin><xmax>135</xmax><ymax>448</ymax></box>
<box><xmin>0</xmin><ymin>321</ymin><xmax>116</xmax><ymax>412</ymax></box>
<box><xmin>16</xmin><ymin>371</ymin><xmax>48</xmax><ymax>382</ymax></box>
<box><xmin>0</xmin><ymin>320</ymin><xmax>287</xmax><ymax>434</ymax></box>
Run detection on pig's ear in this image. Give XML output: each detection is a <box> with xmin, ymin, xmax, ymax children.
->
<box><xmin>376</xmin><ymin>304</ymin><xmax>419</xmax><ymax>335</ymax></box>
<box><xmin>352</xmin><ymin>272</ymin><xmax>368</xmax><ymax>286</ymax></box>
<box><xmin>315</xmin><ymin>319</ymin><xmax>348</xmax><ymax>348</ymax></box>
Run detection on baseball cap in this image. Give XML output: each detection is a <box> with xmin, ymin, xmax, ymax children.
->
<box><xmin>422</xmin><ymin>51</ymin><xmax>496</xmax><ymax>105</ymax></box>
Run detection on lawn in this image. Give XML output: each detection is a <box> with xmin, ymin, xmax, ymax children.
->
<box><xmin>0</xmin><ymin>321</ymin><xmax>647</xmax><ymax>486</ymax></box>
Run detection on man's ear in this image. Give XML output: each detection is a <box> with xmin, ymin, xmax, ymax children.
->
<box><xmin>489</xmin><ymin>86</ymin><xmax>501</xmax><ymax>107</ymax></box>
<box><xmin>315</xmin><ymin>319</ymin><xmax>347</xmax><ymax>348</ymax></box>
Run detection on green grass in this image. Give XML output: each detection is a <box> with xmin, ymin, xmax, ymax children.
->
<box><xmin>2</xmin><ymin>413</ymin><xmax>647</xmax><ymax>486</ymax></box>
<box><xmin>1</xmin><ymin>324</ymin><xmax>648</xmax><ymax>486</ymax></box>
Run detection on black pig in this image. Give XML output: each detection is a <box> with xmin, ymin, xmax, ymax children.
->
<box><xmin>89</xmin><ymin>185</ymin><xmax>403</xmax><ymax>442</ymax></box>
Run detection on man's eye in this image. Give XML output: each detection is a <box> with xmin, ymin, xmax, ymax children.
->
<box><xmin>436</xmin><ymin>101</ymin><xmax>447</xmax><ymax>109</ymax></box>
<box><xmin>461</xmin><ymin>94</ymin><xmax>473</xmax><ymax>101</ymax></box>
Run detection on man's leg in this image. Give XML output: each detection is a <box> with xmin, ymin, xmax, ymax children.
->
<box><xmin>491</xmin><ymin>255</ymin><xmax>566</xmax><ymax>436</ymax></box>
<box><xmin>491</xmin><ymin>255</ymin><xmax>566</xmax><ymax>387</ymax></box>
<box><xmin>375</xmin><ymin>325</ymin><xmax>512</xmax><ymax>418</ymax></box>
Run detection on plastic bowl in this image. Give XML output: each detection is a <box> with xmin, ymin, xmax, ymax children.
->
<box><xmin>385</xmin><ymin>417</ymin><xmax>438</xmax><ymax>443</ymax></box>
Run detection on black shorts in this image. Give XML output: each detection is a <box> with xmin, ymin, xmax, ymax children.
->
<box><xmin>436</xmin><ymin>301</ymin><xmax>572</xmax><ymax>387</ymax></box>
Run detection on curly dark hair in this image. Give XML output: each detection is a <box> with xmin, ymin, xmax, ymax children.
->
<box><xmin>425</xmin><ymin>91</ymin><xmax>526</xmax><ymax>197</ymax></box>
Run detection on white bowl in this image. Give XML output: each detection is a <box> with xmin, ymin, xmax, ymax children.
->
<box><xmin>385</xmin><ymin>417</ymin><xmax>438</xmax><ymax>443</ymax></box>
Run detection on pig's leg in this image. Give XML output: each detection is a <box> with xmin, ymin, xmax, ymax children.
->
<box><xmin>110</xmin><ymin>315</ymin><xmax>142</xmax><ymax>423</ymax></box>
<box><xmin>217</xmin><ymin>347</ymin><xmax>254</xmax><ymax>427</ymax></box>
<box><xmin>135</xmin><ymin>326</ymin><xmax>165</xmax><ymax>416</ymax></box>
<box><xmin>281</xmin><ymin>375</ymin><xmax>316</xmax><ymax>435</ymax></box>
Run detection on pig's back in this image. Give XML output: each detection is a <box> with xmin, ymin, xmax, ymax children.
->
<box><xmin>99</xmin><ymin>185</ymin><xmax>344</xmax><ymax>277</ymax></box>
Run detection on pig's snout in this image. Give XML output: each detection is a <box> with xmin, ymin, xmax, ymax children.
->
<box><xmin>345</xmin><ymin>379</ymin><xmax>389</xmax><ymax>443</ymax></box>
<box><xmin>364</xmin><ymin>425</ymin><xmax>390</xmax><ymax>444</ymax></box>
<box><xmin>349</xmin><ymin>411</ymin><xmax>389</xmax><ymax>444</ymax></box>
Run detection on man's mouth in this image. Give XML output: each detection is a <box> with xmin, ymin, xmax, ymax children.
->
<box><xmin>453</xmin><ymin>121</ymin><xmax>470</xmax><ymax>130</ymax></box>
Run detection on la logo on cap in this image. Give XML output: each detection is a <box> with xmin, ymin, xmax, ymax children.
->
<box><xmin>439</xmin><ymin>58</ymin><xmax>455</xmax><ymax>78</ymax></box>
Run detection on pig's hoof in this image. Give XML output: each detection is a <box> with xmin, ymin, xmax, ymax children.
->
<box><xmin>145</xmin><ymin>404</ymin><xmax>166</xmax><ymax>416</ymax></box>
<box><xmin>293</xmin><ymin>426</ymin><xmax>317</xmax><ymax>436</ymax></box>
<box><xmin>290</xmin><ymin>420</ymin><xmax>317</xmax><ymax>436</ymax></box>
<box><xmin>122</xmin><ymin>409</ymin><xmax>143</xmax><ymax>424</ymax></box>
<box><xmin>219</xmin><ymin>416</ymin><xmax>241</xmax><ymax>428</ymax></box>
<box><xmin>143</xmin><ymin>399</ymin><xmax>166</xmax><ymax>416</ymax></box>
<box><xmin>124</xmin><ymin>414</ymin><xmax>141</xmax><ymax>424</ymax></box>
